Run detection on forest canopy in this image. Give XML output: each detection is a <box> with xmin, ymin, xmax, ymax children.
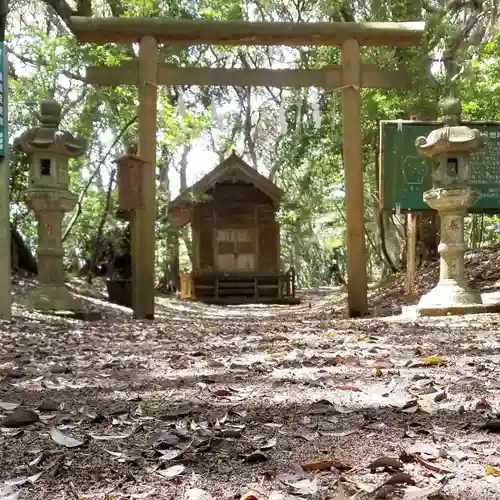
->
<box><xmin>5</xmin><ymin>0</ymin><xmax>500</xmax><ymax>287</ymax></box>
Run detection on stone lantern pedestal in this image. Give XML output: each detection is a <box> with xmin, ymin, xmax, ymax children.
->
<box><xmin>414</xmin><ymin>96</ymin><xmax>491</xmax><ymax>316</ymax></box>
<box><xmin>15</xmin><ymin>98</ymin><xmax>99</xmax><ymax>318</ymax></box>
<box><xmin>417</xmin><ymin>187</ymin><xmax>481</xmax><ymax>311</ymax></box>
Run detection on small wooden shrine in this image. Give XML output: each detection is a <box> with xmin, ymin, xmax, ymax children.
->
<box><xmin>169</xmin><ymin>152</ymin><xmax>298</xmax><ymax>304</ymax></box>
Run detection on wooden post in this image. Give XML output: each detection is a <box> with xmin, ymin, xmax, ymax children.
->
<box><xmin>132</xmin><ymin>36</ymin><xmax>157</xmax><ymax>319</ymax></box>
<box><xmin>0</xmin><ymin>43</ymin><xmax>10</xmax><ymax>320</ymax></box>
<box><xmin>406</xmin><ymin>212</ymin><xmax>418</xmax><ymax>297</ymax></box>
<box><xmin>0</xmin><ymin>157</ymin><xmax>10</xmax><ymax>320</ymax></box>
<box><xmin>342</xmin><ymin>38</ymin><xmax>368</xmax><ymax>317</ymax></box>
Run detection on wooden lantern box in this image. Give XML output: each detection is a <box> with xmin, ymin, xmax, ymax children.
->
<box><xmin>116</xmin><ymin>154</ymin><xmax>148</xmax><ymax>211</ymax></box>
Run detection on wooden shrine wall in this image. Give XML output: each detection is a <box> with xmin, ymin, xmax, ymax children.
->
<box><xmin>191</xmin><ymin>181</ymin><xmax>279</xmax><ymax>275</ymax></box>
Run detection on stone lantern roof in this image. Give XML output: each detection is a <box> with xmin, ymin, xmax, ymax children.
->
<box><xmin>14</xmin><ymin>98</ymin><xmax>87</xmax><ymax>156</ymax></box>
<box><xmin>415</xmin><ymin>96</ymin><xmax>487</xmax><ymax>158</ymax></box>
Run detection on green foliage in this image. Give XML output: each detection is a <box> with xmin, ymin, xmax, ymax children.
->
<box><xmin>7</xmin><ymin>0</ymin><xmax>500</xmax><ymax>287</ymax></box>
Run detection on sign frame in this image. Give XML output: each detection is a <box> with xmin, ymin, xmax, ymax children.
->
<box><xmin>379</xmin><ymin>119</ymin><xmax>500</xmax><ymax>214</ymax></box>
<box><xmin>0</xmin><ymin>41</ymin><xmax>5</xmax><ymax>158</ymax></box>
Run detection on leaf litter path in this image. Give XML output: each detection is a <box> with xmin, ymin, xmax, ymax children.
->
<box><xmin>2</xmin><ymin>288</ymin><xmax>500</xmax><ymax>499</ymax></box>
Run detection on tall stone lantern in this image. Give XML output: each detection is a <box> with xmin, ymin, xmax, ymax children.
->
<box><xmin>415</xmin><ymin>96</ymin><xmax>487</xmax><ymax>314</ymax></box>
<box><xmin>15</xmin><ymin>98</ymin><xmax>87</xmax><ymax>313</ymax></box>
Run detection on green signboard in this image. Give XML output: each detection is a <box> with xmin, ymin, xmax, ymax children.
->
<box><xmin>380</xmin><ymin>120</ymin><xmax>500</xmax><ymax>212</ymax></box>
<box><xmin>0</xmin><ymin>41</ymin><xmax>5</xmax><ymax>158</ymax></box>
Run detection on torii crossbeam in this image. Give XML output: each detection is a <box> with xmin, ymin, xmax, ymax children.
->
<box><xmin>70</xmin><ymin>17</ymin><xmax>425</xmax><ymax>319</ymax></box>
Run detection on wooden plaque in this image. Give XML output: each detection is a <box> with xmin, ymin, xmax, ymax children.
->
<box><xmin>116</xmin><ymin>154</ymin><xmax>148</xmax><ymax>211</ymax></box>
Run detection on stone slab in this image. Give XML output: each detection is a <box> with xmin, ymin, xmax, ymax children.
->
<box><xmin>403</xmin><ymin>301</ymin><xmax>500</xmax><ymax>318</ymax></box>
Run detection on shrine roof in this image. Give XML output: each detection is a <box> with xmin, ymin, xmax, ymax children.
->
<box><xmin>169</xmin><ymin>152</ymin><xmax>284</xmax><ymax>210</ymax></box>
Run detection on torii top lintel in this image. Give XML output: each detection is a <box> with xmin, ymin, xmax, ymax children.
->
<box><xmin>70</xmin><ymin>17</ymin><xmax>425</xmax><ymax>47</ymax></box>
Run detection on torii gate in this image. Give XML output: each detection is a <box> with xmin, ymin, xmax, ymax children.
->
<box><xmin>70</xmin><ymin>17</ymin><xmax>425</xmax><ymax>319</ymax></box>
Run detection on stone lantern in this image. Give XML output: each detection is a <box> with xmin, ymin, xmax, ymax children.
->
<box><xmin>15</xmin><ymin>98</ymin><xmax>88</xmax><ymax>313</ymax></box>
<box><xmin>415</xmin><ymin>96</ymin><xmax>487</xmax><ymax>314</ymax></box>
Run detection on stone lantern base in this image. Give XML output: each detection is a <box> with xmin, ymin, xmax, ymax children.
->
<box><xmin>24</xmin><ymin>283</ymin><xmax>101</xmax><ymax>320</ymax></box>
<box><xmin>419</xmin><ymin>278</ymin><xmax>482</xmax><ymax>306</ymax></box>
<box><xmin>415</xmin><ymin>187</ymin><xmax>483</xmax><ymax>317</ymax></box>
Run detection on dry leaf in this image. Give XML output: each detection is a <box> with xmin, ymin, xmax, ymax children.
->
<box><xmin>244</xmin><ymin>450</ymin><xmax>268</xmax><ymax>463</ymax></box>
<box><xmin>28</xmin><ymin>453</ymin><xmax>45</xmax><ymax>467</ymax></box>
<box><xmin>418</xmin><ymin>395</ymin><xmax>437</xmax><ymax>415</ymax></box>
<box><xmin>301</xmin><ymin>459</ymin><xmax>350</xmax><ymax>472</ymax></box>
<box><xmin>481</xmin><ymin>420</ymin><xmax>500</xmax><ymax>432</ymax></box>
<box><xmin>373</xmin><ymin>359</ymin><xmax>394</xmax><ymax>369</ymax></box>
<box><xmin>4</xmin><ymin>471</ymin><xmax>43</xmax><ymax>487</ymax></box>
<box><xmin>398</xmin><ymin>400</ymin><xmax>419</xmax><ymax>413</ymax></box>
<box><xmin>240</xmin><ymin>492</ymin><xmax>260</xmax><ymax>500</ymax></box>
<box><xmin>90</xmin><ymin>432</ymin><xmax>130</xmax><ymax>441</ymax></box>
<box><xmin>0</xmin><ymin>402</ymin><xmax>19</xmax><ymax>411</ymax></box>
<box><xmin>268</xmin><ymin>492</ymin><xmax>286</xmax><ymax>500</ymax></box>
<box><xmin>382</xmin><ymin>472</ymin><xmax>416</xmax><ymax>487</ymax></box>
<box><xmin>211</xmin><ymin>389</ymin><xmax>233</xmax><ymax>397</ymax></box>
<box><xmin>294</xmin><ymin>428</ymin><xmax>319</xmax><ymax>441</ymax></box>
<box><xmin>408</xmin><ymin>442</ymin><xmax>440</xmax><ymax>459</ymax></box>
<box><xmin>184</xmin><ymin>489</ymin><xmax>214</xmax><ymax>500</ymax></box>
<box><xmin>50</xmin><ymin>427</ymin><xmax>85</xmax><ymax>448</ymax></box>
<box><xmin>332</xmin><ymin>385</ymin><xmax>363</xmax><ymax>392</ymax></box>
<box><xmin>103</xmin><ymin>449</ymin><xmax>123</xmax><ymax>458</ymax></box>
<box><xmin>485</xmin><ymin>464</ymin><xmax>500</xmax><ymax>476</ymax></box>
<box><xmin>260</xmin><ymin>436</ymin><xmax>277</xmax><ymax>450</ymax></box>
<box><xmin>403</xmin><ymin>482</ymin><xmax>445</xmax><ymax>499</ymax></box>
<box><xmin>158</xmin><ymin>464</ymin><xmax>185</xmax><ymax>478</ymax></box>
<box><xmin>368</xmin><ymin>457</ymin><xmax>404</xmax><ymax>472</ymax></box>
<box><xmin>158</xmin><ymin>448</ymin><xmax>186</xmax><ymax>461</ymax></box>
<box><xmin>292</xmin><ymin>478</ymin><xmax>319</xmax><ymax>495</ymax></box>
<box><xmin>423</xmin><ymin>357</ymin><xmax>443</xmax><ymax>366</ymax></box>
<box><xmin>374</xmin><ymin>485</ymin><xmax>395</xmax><ymax>499</ymax></box>
<box><xmin>1</xmin><ymin>408</ymin><xmax>39</xmax><ymax>428</ymax></box>
<box><xmin>0</xmin><ymin>483</ymin><xmax>19</xmax><ymax>500</ymax></box>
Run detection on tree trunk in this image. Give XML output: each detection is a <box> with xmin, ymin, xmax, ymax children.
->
<box><xmin>86</xmin><ymin>169</ymin><xmax>116</xmax><ymax>283</ymax></box>
<box><xmin>11</xmin><ymin>224</ymin><xmax>37</xmax><ymax>274</ymax></box>
<box><xmin>418</xmin><ymin>213</ymin><xmax>439</xmax><ymax>264</ymax></box>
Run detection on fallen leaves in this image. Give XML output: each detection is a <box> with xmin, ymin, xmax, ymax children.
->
<box><xmin>3</xmin><ymin>280</ymin><xmax>500</xmax><ymax>500</ymax></box>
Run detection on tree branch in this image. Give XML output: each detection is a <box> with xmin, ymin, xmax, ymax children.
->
<box><xmin>62</xmin><ymin>115</ymin><xmax>138</xmax><ymax>242</ymax></box>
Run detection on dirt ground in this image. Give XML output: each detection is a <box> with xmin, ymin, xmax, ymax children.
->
<box><xmin>2</xmin><ymin>276</ymin><xmax>500</xmax><ymax>500</ymax></box>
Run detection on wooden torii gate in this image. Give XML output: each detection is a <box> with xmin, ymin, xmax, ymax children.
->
<box><xmin>70</xmin><ymin>17</ymin><xmax>425</xmax><ymax>319</ymax></box>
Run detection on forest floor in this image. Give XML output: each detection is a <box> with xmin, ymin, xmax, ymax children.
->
<box><xmin>3</xmin><ymin>250</ymin><xmax>500</xmax><ymax>499</ymax></box>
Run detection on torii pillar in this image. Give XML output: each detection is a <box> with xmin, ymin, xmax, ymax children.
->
<box><xmin>133</xmin><ymin>36</ymin><xmax>157</xmax><ymax>320</ymax></box>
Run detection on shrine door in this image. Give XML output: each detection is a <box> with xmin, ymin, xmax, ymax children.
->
<box><xmin>216</xmin><ymin>229</ymin><xmax>256</xmax><ymax>272</ymax></box>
